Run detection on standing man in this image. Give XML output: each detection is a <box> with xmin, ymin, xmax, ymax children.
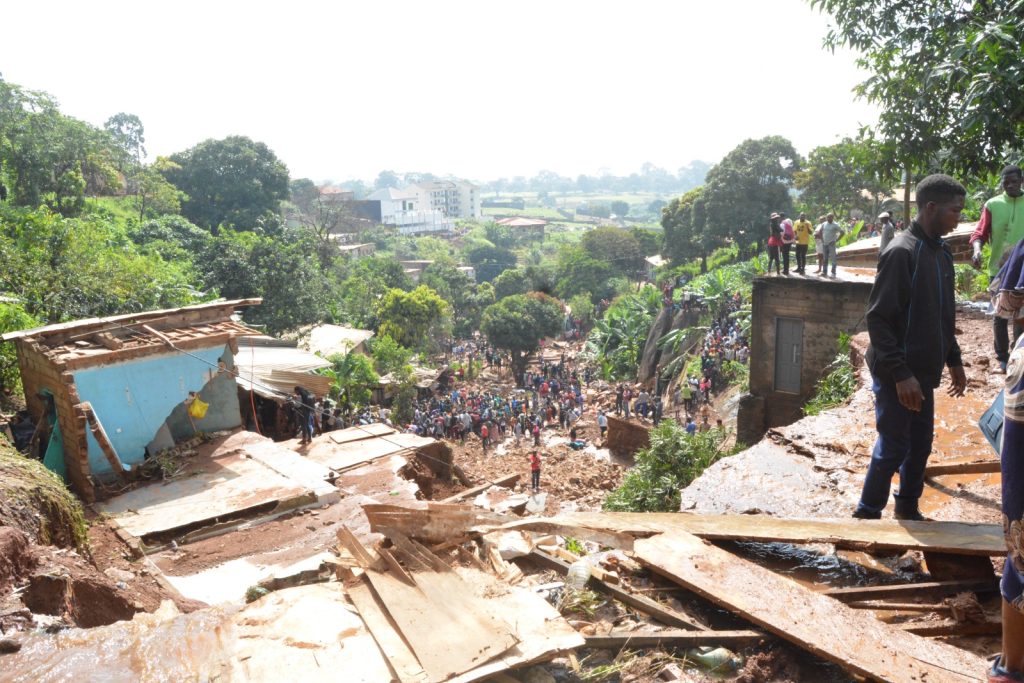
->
<box><xmin>970</xmin><ymin>165</ymin><xmax>1024</xmax><ymax>371</ymax></box>
<box><xmin>793</xmin><ymin>212</ymin><xmax>813</xmax><ymax>274</ymax></box>
<box><xmin>820</xmin><ymin>213</ymin><xmax>845</xmax><ymax>278</ymax></box>
<box><xmin>877</xmin><ymin>212</ymin><xmax>897</xmax><ymax>255</ymax></box>
<box><xmin>528</xmin><ymin>450</ymin><xmax>541</xmax><ymax>492</ymax></box>
<box><xmin>779</xmin><ymin>212</ymin><xmax>795</xmax><ymax>275</ymax></box>
<box><xmin>767</xmin><ymin>213</ymin><xmax>783</xmax><ymax>275</ymax></box>
<box><xmin>853</xmin><ymin>174</ymin><xmax>968</xmax><ymax>521</ymax></box>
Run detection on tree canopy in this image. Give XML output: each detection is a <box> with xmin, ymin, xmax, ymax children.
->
<box><xmin>480</xmin><ymin>292</ymin><xmax>565</xmax><ymax>378</ymax></box>
<box><xmin>794</xmin><ymin>137</ymin><xmax>896</xmax><ymax>218</ymax></box>
<box><xmin>811</xmin><ymin>0</ymin><xmax>1024</xmax><ymax>175</ymax></box>
<box><xmin>375</xmin><ymin>285</ymin><xmax>451</xmax><ymax>350</ymax></box>
<box><xmin>163</xmin><ymin>135</ymin><xmax>290</xmax><ymax>232</ymax></box>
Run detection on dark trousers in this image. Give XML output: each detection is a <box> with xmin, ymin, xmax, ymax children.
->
<box><xmin>994</xmin><ymin>316</ymin><xmax>1024</xmax><ymax>366</ymax></box>
<box><xmin>531</xmin><ymin>469</ymin><xmax>540</xmax><ymax>490</ymax></box>
<box><xmin>795</xmin><ymin>244</ymin><xmax>808</xmax><ymax>272</ymax></box>
<box><xmin>767</xmin><ymin>245</ymin><xmax>780</xmax><ymax>273</ymax></box>
<box><xmin>1001</xmin><ymin>335</ymin><xmax>1024</xmax><ymax>607</ymax></box>
<box><xmin>781</xmin><ymin>244</ymin><xmax>792</xmax><ymax>273</ymax></box>
<box><xmin>856</xmin><ymin>375</ymin><xmax>935</xmax><ymax>513</ymax></box>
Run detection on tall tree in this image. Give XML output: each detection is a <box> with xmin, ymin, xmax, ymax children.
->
<box><xmin>794</xmin><ymin>137</ymin><xmax>897</xmax><ymax>218</ymax></box>
<box><xmin>480</xmin><ymin>293</ymin><xmax>565</xmax><ymax>379</ymax></box>
<box><xmin>103</xmin><ymin>112</ymin><xmax>146</xmax><ymax>173</ymax></box>
<box><xmin>581</xmin><ymin>227</ymin><xmax>643</xmax><ymax>279</ymax></box>
<box><xmin>662</xmin><ymin>187</ymin><xmax>711</xmax><ymax>270</ymax></box>
<box><xmin>375</xmin><ymin>285</ymin><xmax>451</xmax><ymax>351</ymax></box>
<box><xmin>810</xmin><ymin>0</ymin><xmax>1024</xmax><ymax>177</ymax></box>
<box><xmin>163</xmin><ymin>136</ymin><xmax>290</xmax><ymax>233</ymax></box>
<box><xmin>701</xmin><ymin>136</ymin><xmax>800</xmax><ymax>254</ymax></box>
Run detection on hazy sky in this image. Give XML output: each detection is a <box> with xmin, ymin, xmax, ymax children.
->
<box><xmin>1</xmin><ymin>0</ymin><xmax>876</xmax><ymax>184</ymax></box>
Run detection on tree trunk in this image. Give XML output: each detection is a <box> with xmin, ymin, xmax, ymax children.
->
<box><xmin>700</xmin><ymin>254</ymin><xmax>708</xmax><ymax>274</ymax></box>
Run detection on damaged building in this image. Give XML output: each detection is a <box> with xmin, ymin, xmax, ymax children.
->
<box><xmin>1</xmin><ymin>299</ymin><xmax>262</xmax><ymax>501</ymax></box>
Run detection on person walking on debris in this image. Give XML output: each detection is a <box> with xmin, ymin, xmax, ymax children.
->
<box><xmin>292</xmin><ymin>386</ymin><xmax>315</xmax><ymax>445</ymax></box>
<box><xmin>970</xmin><ymin>165</ymin><xmax>1024</xmax><ymax>372</ymax></box>
<box><xmin>528</xmin><ymin>450</ymin><xmax>541</xmax><ymax>493</ymax></box>
<box><xmin>853</xmin><ymin>174</ymin><xmax>968</xmax><ymax>521</ymax></box>
<box><xmin>597</xmin><ymin>409</ymin><xmax>608</xmax><ymax>439</ymax></box>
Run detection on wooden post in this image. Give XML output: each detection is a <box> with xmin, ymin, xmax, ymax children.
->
<box><xmin>78</xmin><ymin>402</ymin><xmax>128</xmax><ymax>481</ymax></box>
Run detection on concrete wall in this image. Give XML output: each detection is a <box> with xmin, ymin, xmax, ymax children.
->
<box><xmin>739</xmin><ymin>276</ymin><xmax>871</xmax><ymax>442</ymax></box>
<box><xmin>73</xmin><ymin>344</ymin><xmax>240</xmax><ymax>477</ymax></box>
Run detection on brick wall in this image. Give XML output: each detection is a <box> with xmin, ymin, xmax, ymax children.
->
<box><xmin>739</xmin><ymin>276</ymin><xmax>872</xmax><ymax>441</ymax></box>
<box><xmin>16</xmin><ymin>340</ymin><xmax>94</xmax><ymax>501</ymax></box>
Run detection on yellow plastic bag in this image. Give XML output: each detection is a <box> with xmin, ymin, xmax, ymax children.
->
<box><xmin>188</xmin><ymin>396</ymin><xmax>209</xmax><ymax>419</ymax></box>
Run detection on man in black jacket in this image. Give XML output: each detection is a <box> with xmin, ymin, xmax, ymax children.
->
<box><xmin>853</xmin><ymin>174</ymin><xmax>968</xmax><ymax>521</ymax></box>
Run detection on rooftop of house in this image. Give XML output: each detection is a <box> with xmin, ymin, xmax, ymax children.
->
<box><xmin>2</xmin><ymin>299</ymin><xmax>262</xmax><ymax>369</ymax></box>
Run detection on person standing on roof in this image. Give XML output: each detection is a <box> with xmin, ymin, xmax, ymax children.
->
<box><xmin>877</xmin><ymin>211</ymin><xmax>897</xmax><ymax>255</ymax></box>
<box><xmin>971</xmin><ymin>165</ymin><xmax>1024</xmax><ymax>372</ymax></box>
<box><xmin>767</xmin><ymin>213</ymin><xmax>783</xmax><ymax>275</ymax></box>
<box><xmin>793</xmin><ymin>212</ymin><xmax>813</xmax><ymax>275</ymax></box>
<box><xmin>820</xmin><ymin>213</ymin><xmax>845</xmax><ymax>278</ymax></box>
<box><xmin>853</xmin><ymin>174</ymin><xmax>968</xmax><ymax>521</ymax></box>
<box><xmin>779</xmin><ymin>212</ymin><xmax>795</xmax><ymax>275</ymax></box>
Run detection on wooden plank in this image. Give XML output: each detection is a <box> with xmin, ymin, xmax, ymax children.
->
<box><xmin>848</xmin><ymin>602</ymin><xmax>951</xmax><ymax>613</ymax></box>
<box><xmin>824</xmin><ymin>579</ymin><xmax>999</xmax><ymax>603</ymax></box>
<box><xmin>441</xmin><ymin>473</ymin><xmax>521</xmax><ymax>503</ymax></box>
<box><xmin>527</xmin><ymin>550</ymin><xmax>712</xmax><ymax>632</ymax></box>
<box><xmin>634</xmin><ymin>531</ymin><xmax>986</xmax><ymax>683</ymax></box>
<box><xmin>924</xmin><ymin>460</ymin><xmax>1000</xmax><ymax>477</ymax></box>
<box><xmin>500</xmin><ymin>511</ymin><xmax>1004</xmax><ymax>556</ymax></box>
<box><xmin>583</xmin><ymin>630</ymin><xmax>766</xmax><ymax>649</ymax></box>
<box><xmin>898</xmin><ymin>620</ymin><xmax>1001</xmax><ymax>637</ymax></box>
<box><xmin>78</xmin><ymin>402</ymin><xmax>127</xmax><ymax>481</ymax></box>
<box><xmin>346</xmin><ymin>579</ymin><xmax>430</xmax><ymax>683</ymax></box>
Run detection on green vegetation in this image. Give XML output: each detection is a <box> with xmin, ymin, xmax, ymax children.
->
<box><xmin>604</xmin><ymin>421</ymin><xmax>732</xmax><ymax>512</ymax></box>
<box><xmin>803</xmin><ymin>333</ymin><xmax>856</xmax><ymax>416</ymax></box>
<box><xmin>0</xmin><ymin>303</ymin><xmax>40</xmax><ymax>395</ymax></box>
<box><xmin>480</xmin><ymin>293</ymin><xmax>565</xmax><ymax>378</ymax></box>
<box><xmin>586</xmin><ymin>285</ymin><xmax>661</xmax><ymax>380</ymax></box>
<box><xmin>0</xmin><ymin>442</ymin><xmax>88</xmax><ymax>551</ymax></box>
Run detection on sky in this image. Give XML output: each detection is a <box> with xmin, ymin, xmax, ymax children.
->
<box><xmin>1</xmin><ymin>0</ymin><xmax>877</xmax><ymax>185</ymax></box>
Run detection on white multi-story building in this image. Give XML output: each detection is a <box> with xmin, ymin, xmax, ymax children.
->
<box><xmin>411</xmin><ymin>180</ymin><xmax>481</xmax><ymax>220</ymax></box>
<box><xmin>363</xmin><ymin>187</ymin><xmax>452</xmax><ymax>234</ymax></box>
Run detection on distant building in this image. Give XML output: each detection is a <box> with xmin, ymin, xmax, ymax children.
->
<box><xmin>358</xmin><ymin>188</ymin><xmax>452</xmax><ymax>235</ymax></box>
<box><xmin>411</xmin><ymin>180</ymin><xmax>482</xmax><ymax>220</ymax></box>
<box><xmin>482</xmin><ymin>197</ymin><xmax>526</xmax><ymax>210</ymax></box>
<box><xmin>334</xmin><ymin>242</ymin><xmax>376</xmax><ymax>260</ymax></box>
<box><xmin>495</xmin><ymin>216</ymin><xmax>546</xmax><ymax>239</ymax></box>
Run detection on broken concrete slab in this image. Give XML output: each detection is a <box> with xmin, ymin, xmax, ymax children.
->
<box><xmin>96</xmin><ymin>431</ymin><xmax>336</xmax><ymax>543</ymax></box>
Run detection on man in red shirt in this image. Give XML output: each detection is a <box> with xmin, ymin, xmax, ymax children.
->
<box><xmin>528</xmin><ymin>450</ymin><xmax>541</xmax><ymax>492</ymax></box>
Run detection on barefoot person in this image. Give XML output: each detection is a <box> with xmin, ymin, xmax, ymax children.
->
<box><xmin>853</xmin><ymin>174</ymin><xmax>968</xmax><ymax>521</ymax></box>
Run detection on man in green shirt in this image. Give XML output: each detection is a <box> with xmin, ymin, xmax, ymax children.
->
<box><xmin>971</xmin><ymin>165</ymin><xmax>1024</xmax><ymax>370</ymax></box>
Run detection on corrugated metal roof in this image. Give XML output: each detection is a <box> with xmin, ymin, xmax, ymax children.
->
<box><xmin>235</xmin><ymin>345</ymin><xmax>332</xmax><ymax>400</ymax></box>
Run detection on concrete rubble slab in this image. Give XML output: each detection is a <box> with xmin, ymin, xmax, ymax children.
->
<box><xmin>96</xmin><ymin>431</ymin><xmax>337</xmax><ymax>541</ymax></box>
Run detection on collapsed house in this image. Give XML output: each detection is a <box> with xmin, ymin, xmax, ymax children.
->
<box><xmin>2</xmin><ymin>300</ymin><xmax>262</xmax><ymax>501</ymax></box>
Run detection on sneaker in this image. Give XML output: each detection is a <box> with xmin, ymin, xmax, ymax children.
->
<box><xmin>852</xmin><ymin>507</ymin><xmax>881</xmax><ymax>520</ymax></box>
<box><xmin>989</xmin><ymin>655</ymin><xmax>1024</xmax><ymax>682</ymax></box>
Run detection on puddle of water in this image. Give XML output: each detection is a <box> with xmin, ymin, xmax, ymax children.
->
<box><xmin>721</xmin><ymin>541</ymin><xmax>916</xmax><ymax>591</ymax></box>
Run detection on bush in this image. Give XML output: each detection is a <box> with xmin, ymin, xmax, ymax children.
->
<box><xmin>803</xmin><ymin>333</ymin><xmax>856</xmax><ymax>416</ymax></box>
<box><xmin>604</xmin><ymin>421</ymin><xmax>731</xmax><ymax>512</ymax></box>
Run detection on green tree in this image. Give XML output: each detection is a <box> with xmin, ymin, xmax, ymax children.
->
<box><xmin>335</xmin><ymin>256</ymin><xmax>412</xmax><ymax>329</ymax></box>
<box><xmin>134</xmin><ymin>157</ymin><xmax>187</xmax><ymax>220</ymax></box>
<box><xmin>581</xmin><ymin>227</ymin><xmax>643</xmax><ymax>278</ymax></box>
<box><xmin>586</xmin><ymin>285</ymin><xmax>661</xmax><ymax>379</ymax></box>
<box><xmin>103</xmin><ymin>112</ymin><xmax>146</xmax><ymax>173</ymax></box>
<box><xmin>0</xmin><ymin>302</ymin><xmax>40</xmax><ymax>395</ymax></box>
<box><xmin>555</xmin><ymin>246</ymin><xmax>616</xmax><ymax>304</ymax></box>
<box><xmin>492</xmin><ymin>268</ymin><xmax>530</xmax><ymax>300</ymax></box>
<box><xmin>287</xmin><ymin>178</ymin><xmax>362</xmax><ymax>262</ymax></box>
<box><xmin>164</xmin><ymin>136</ymin><xmax>290</xmax><ymax>232</ymax></box>
<box><xmin>662</xmin><ymin>187</ymin><xmax>709</xmax><ymax>269</ymax></box>
<box><xmin>610</xmin><ymin>200</ymin><xmax>629</xmax><ymax>217</ymax></box>
<box><xmin>793</xmin><ymin>138</ymin><xmax>896</xmax><ymax>218</ymax></box>
<box><xmin>701</xmin><ymin>136</ymin><xmax>799</xmax><ymax>255</ymax></box>
<box><xmin>369</xmin><ymin>334</ymin><xmax>413</xmax><ymax>376</ymax></box>
<box><xmin>419</xmin><ymin>263</ymin><xmax>492</xmax><ymax>337</ymax></box>
<box><xmin>375</xmin><ymin>285</ymin><xmax>451</xmax><ymax>350</ymax></box>
<box><xmin>465</xmin><ymin>244</ymin><xmax>517</xmax><ymax>282</ymax></box>
<box><xmin>480</xmin><ymin>292</ymin><xmax>564</xmax><ymax>378</ymax></box>
<box><xmin>811</xmin><ymin>0</ymin><xmax>1024</xmax><ymax>178</ymax></box>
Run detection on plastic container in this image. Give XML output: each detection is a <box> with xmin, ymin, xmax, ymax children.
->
<box><xmin>565</xmin><ymin>560</ymin><xmax>590</xmax><ymax>590</ymax></box>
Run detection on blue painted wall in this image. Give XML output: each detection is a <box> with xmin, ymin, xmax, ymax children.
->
<box><xmin>73</xmin><ymin>345</ymin><xmax>241</xmax><ymax>476</ymax></box>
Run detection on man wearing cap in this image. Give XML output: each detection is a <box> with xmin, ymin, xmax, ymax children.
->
<box><xmin>793</xmin><ymin>213</ymin><xmax>813</xmax><ymax>274</ymax></box>
<box><xmin>878</xmin><ymin>212</ymin><xmax>897</xmax><ymax>255</ymax></box>
<box><xmin>971</xmin><ymin>165</ymin><xmax>1024</xmax><ymax>371</ymax></box>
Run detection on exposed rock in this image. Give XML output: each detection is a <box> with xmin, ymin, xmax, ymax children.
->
<box><xmin>0</xmin><ymin>527</ymin><xmax>36</xmax><ymax>595</ymax></box>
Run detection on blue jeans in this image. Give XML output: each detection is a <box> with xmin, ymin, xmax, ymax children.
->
<box><xmin>856</xmin><ymin>375</ymin><xmax>935</xmax><ymax>514</ymax></box>
<box><xmin>823</xmin><ymin>243</ymin><xmax>838</xmax><ymax>275</ymax></box>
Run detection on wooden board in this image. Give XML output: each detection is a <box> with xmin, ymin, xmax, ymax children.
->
<box><xmin>500</xmin><ymin>511</ymin><xmax>1004</xmax><ymax>557</ymax></box>
<box><xmin>441</xmin><ymin>473</ymin><xmax>521</xmax><ymax>503</ymax></box>
<box><xmin>583</xmin><ymin>630</ymin><xmax>766</xmax><ymax>649</ymax></box>
<box><xmin>346</xmin><ymin>579</ymin><xmax>429</xmax><ymax>683</ymax></box>
<box><xmin>327</xmin><ymin>422</ymin><xmax>397</xmax><ymax>444</ymax></box>
<box><xmin>634</xmin><ymin>531</ymin><xmax>986</xmax><ymax>683</ymax></box>
<box><xmin>824</xmin><ymin>579</ymin><xmax>999</xmax><ymax>603</ymax></box>
<box><xmin>308</xmin><ymin>431</ymin><xmax>434</xmax><ymax>471</ymax></box>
